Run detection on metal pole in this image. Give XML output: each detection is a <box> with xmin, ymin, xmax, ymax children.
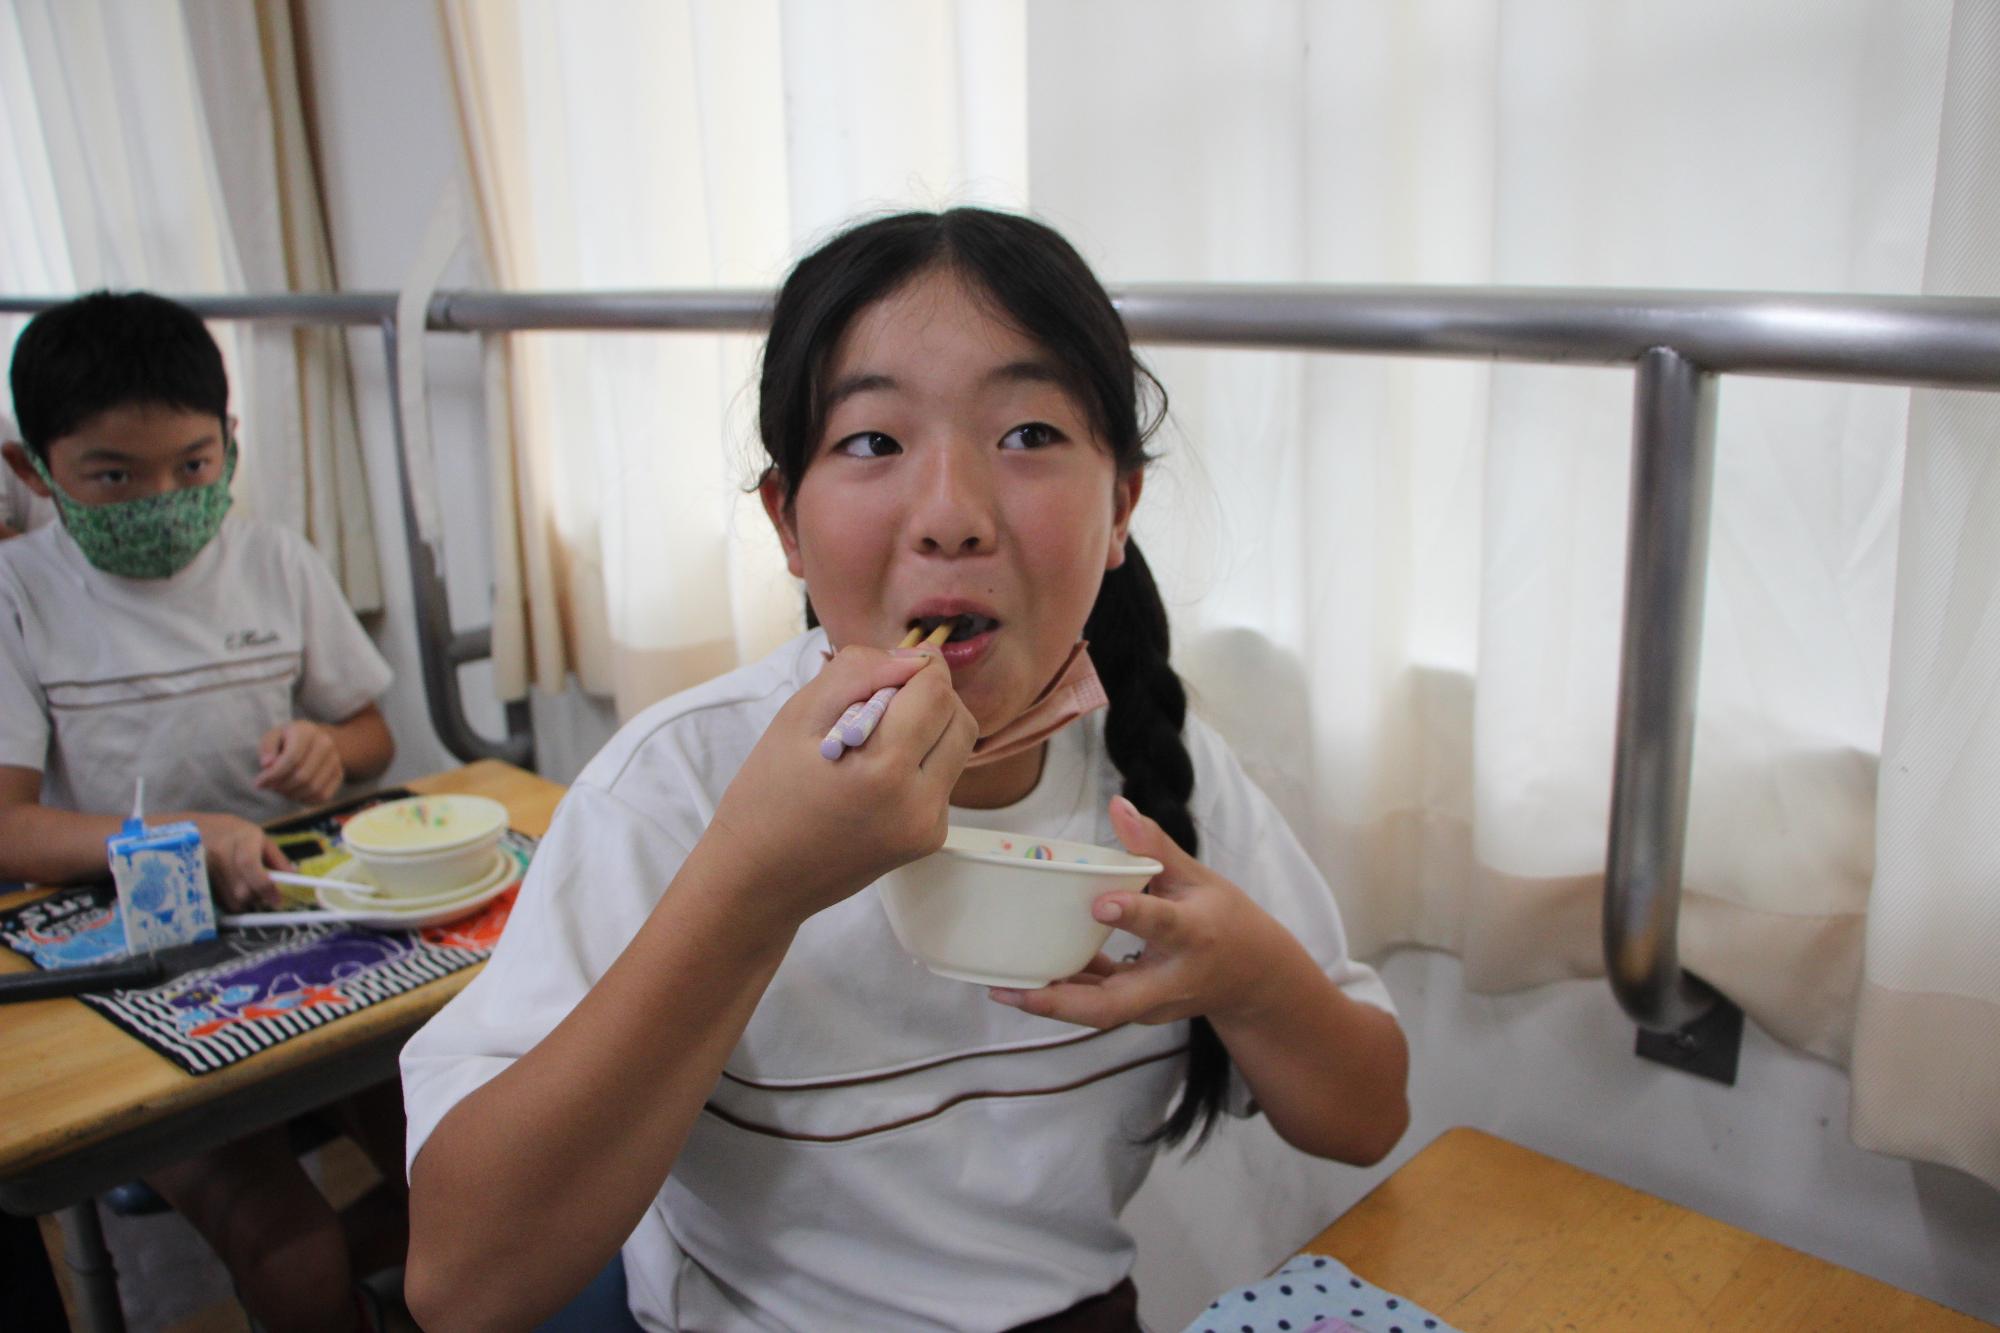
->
<box><xmin>1110</xmin><ymin>286</ymin><xmax>2000</xmax><ymax>387</ymax></box>
<box><xmin>378</xmin><ymin>320</ymin><xmax>533</xmax><ymax>768</ymax></box>
<box><xmin>56</xmin><ymin>1200</ymin><xmax>126</xmax><ymax>1333</ymax></box>
<box><xmin>7</xmin><ymin>286</ymin><xmax>2000</xmax><ymax>387</ymax></box>
<box><xmin>1605</xmin><ymin>348</ymin><xmax>1722</xmax><ymax>1031</ymax></box>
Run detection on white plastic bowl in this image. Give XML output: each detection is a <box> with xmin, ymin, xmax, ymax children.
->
<box><xmin>876</xmin><ymin>826</ymin><xmax>1162</xmax><ymax>988</ymax></box>
<box><xmin>343</xmin><ymin>794</ymin><xmax>508</xmax><ymax>855</ymax></box>
<box><xmin>341</xmin><ymin>795</ymin><xmax>508</xmax><ymax>897</ymax></box>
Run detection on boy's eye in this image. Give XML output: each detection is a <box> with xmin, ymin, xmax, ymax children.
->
<box><xmin>832</xmin><ymin>431</ymin><xmax>900</xmax><ymax>459</ymax></box>
<box><xmin>181</xmin><ymin>457</ymin><xmax>211</xmax><ymax>477</ymax></box>
<box><xmin>1000</xmin><ymin>422</ymin><xmax>1063</xmax><ymax>451</ymax></box>
<box><xmin>93</xmin><ymin>469</ymin><xmax>131</xmax><ymax>487</ymax></box>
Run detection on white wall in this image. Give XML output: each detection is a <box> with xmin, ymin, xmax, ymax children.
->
<box><xmin>292</xmin><ymin>7</ymin><xmax>2000</xmax><ymax>1332</ymax></box>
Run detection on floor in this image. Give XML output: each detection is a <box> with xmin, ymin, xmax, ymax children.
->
<box><xmin>36</xmin><ymin>1136</ymin><xmax>416</xmax><ymax>1333</ymax></box>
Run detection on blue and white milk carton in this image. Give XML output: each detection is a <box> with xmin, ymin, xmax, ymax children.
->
<box><xmin>108</xmin><ymin>815</ymin><xmax>217</xmax><ymax>954</ymax></box>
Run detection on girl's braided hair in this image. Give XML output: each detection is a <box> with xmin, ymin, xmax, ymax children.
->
<box><xmin>759</xmin><ymin>208</ymin><xmax>1229</xmax><ymax>1148</ymax></box>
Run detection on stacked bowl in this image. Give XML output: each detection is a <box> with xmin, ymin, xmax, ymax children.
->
<box><xmin>339</xmin><ymin>794</ymin><xmax>510</xmax><ymax>898</ymax></box>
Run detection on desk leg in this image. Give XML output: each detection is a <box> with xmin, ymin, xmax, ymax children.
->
<box><xmin>55</xmin><ymin>1201</ymin><xmax>126</xmax><ymax>1333</ymax></box>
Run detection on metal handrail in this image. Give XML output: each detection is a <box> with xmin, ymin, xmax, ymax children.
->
<box><xmin>7</xmin><ymin>283</ymin><xmax>1999</xmax><ymax>1031</ymax></box>
<box><xmin>13</xmin><ymin>284</ymin><xmax>1997</xmax><ymax>383</ymax></box>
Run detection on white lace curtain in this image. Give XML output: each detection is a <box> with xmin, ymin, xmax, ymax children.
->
<box><xmin>0</xmin><ymin>0</ymin><xmax>380</xmax><ymax>609</ymax></box>
<box><xmin>438</xmin><ymin>0</ymin><xmax>1997</xmax><ymax>1187</ymax></box>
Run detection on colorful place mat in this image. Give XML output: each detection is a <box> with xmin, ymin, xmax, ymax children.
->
<box><xmin>0</xmin><ymin>791</ymin><xmax>533</xmax><ymax>1075</ymax></box>
<box><xmin>1183</xmin><ymin>1253</ymin><xmax>1460</xmax><ymax>1333</ymax></box>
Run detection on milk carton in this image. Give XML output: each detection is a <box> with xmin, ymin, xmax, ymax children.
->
<box><xmin>109</xmin><ymin>817</ymin><xmax>217</xmax><ymax>953</ymax></box>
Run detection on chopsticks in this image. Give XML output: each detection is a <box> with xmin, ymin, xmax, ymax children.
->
<box><xmin>820</xmin><ymin>620</ymin><xmax>954</xmax><ymax>759</ymax></box>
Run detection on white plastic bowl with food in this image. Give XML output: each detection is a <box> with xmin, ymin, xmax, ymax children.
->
<box><xmin>876</xmin><ymin>826</ymin><xmax>1162</xmax><ymax>988</ymax></box>
<box><xmin>339</xmin><ymin>794</ymin><xmax>509</xmax><ymax>898</ymax></box>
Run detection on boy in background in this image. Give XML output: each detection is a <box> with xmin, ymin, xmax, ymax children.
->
<box><xmin>0</xmin><ymin>292</ymin><xmax>404</xmax><ymax>1331</ymax></box>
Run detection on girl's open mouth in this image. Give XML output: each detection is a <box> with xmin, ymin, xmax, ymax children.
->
<box><xmin>907</xmin><ymin>613</ymin><xmax>999</xmax><ymax>667</ymax></box>
<box><xmin>908</xmin><ymin>613</ymin><xmax>997</xmax><ymax>643</ymax></box>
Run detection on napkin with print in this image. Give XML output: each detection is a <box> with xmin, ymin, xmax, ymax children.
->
<box><xmin>1181</xmin><ymin>1253</ymin><xmax>1460</xmax><ymax>1333</ymax></box>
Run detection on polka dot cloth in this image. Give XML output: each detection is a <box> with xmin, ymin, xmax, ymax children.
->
<box><xmin>1179</xmin><ymin>1253</ymin><xmax>1459</xmax><ymax>1333</ymax></box>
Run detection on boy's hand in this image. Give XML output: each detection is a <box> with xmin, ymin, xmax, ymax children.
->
<box><xmin>255</xmin><ymin>720</ymin><xmax>345</xmax><ymax>805</ymax></box>
<box><xmin>184</xmin><ymin>813</ymin><xmax>293</xmax><ymax>911</ymax></box>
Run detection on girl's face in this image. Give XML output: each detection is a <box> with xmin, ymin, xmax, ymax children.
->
<box><xmin>762</xmin><ymin>267</ymin><xmax>1141</xmax><ymax>738</ymax></box>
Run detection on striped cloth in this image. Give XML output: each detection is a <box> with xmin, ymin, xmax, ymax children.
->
<box><xmin>0</xmin><ymin>832</ymin><xmax>530</xmax><ymax>1074</ymax></box>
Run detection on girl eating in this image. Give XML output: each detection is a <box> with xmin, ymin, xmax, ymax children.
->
<box><xmin>402</xmin><ymin>208</ymin><xmax>1409</xmax><ymax>1332</ymax></box>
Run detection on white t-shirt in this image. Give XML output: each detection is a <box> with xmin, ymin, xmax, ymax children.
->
<box><xmin>401</xmin><ymin>630</ymin><xmax>1393</xmax><ymax>1333</ymax></box>
<box><xmin>0</xmin><ymin>513</ymin><xmax>393</xmax><ymax>822</ymax></box>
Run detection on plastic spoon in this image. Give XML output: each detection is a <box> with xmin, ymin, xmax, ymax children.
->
<box><xmin>268</xmin><ymin>869</ymin><xmax>391</xmax><ymax>899</ymax></box>
<box><xmin>220</xmin><ymin>908</ymin><xmax>389</xmax><ymax>927</ymax></box>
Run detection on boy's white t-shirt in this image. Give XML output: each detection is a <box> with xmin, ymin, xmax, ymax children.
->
<box><xmin>401</xmin><ymin>630</ymin><xmax>1394</xmax><ymax>1333</ymax></box>
<box><xmin>0</xmin><ymin>513</ymin><xmax>393</xmax><ymax>821</ymax></box>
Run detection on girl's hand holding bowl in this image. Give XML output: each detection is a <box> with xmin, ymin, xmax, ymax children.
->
<box><xmin>989</xmin><ymin>795</ymin><xmax>1304</xmax><ymax>1029</ymax></box>
<box><xmin>704</xmin><ymin>645</ymin><xmax>978</xmax><ymax>930</ymax></box>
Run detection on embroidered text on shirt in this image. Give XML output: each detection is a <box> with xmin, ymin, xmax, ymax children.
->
<box><xmin>225</xmin><ymin>629</ymin><xmax>280</xmax><ymax>650</ymax></box>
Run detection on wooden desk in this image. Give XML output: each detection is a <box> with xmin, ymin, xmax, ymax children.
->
<box><xmin>0</xmin><ymin>760</ymin><xmax>564</xmax><ymax>1216</ymax></box>
<box><xmin>1303</xmin><ymin>1128</ymin><xmax>1991</xmax><ymax>1331</ymax></box>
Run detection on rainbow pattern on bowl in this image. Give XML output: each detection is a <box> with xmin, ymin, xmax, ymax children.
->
<box><xmin>996</xmin><ymin>838</ymin><xmax>1090</xmax><ymax>864</ymax></box>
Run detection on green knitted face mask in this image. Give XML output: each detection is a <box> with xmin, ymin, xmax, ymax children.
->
<box><xmin>28</xmin><ymin>441</ymin><xmax>236</xmax><ymax>579</ymax></box>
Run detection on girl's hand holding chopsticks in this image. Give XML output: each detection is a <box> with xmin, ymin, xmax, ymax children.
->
<box><xmin>820</xmin><ymin>620</ymin><xmax>955</xmax><ymax>759</ymax></box>
<box><xmin>700</xmin><ymin>641</ymin><xmax>977</xmax><ymax>930</ymax></box>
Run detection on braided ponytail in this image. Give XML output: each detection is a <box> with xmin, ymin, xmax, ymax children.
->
<box><xmin>1086</xmin><ymin>541</ymin><xmax>1231</xmax><ymax>1149</ymax></box>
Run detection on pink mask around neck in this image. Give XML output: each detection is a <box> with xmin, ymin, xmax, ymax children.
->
<box><xmin>963</xmin><ymin>641</ymin><xmax>1108</xmax><ymax>769</ymax></box>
